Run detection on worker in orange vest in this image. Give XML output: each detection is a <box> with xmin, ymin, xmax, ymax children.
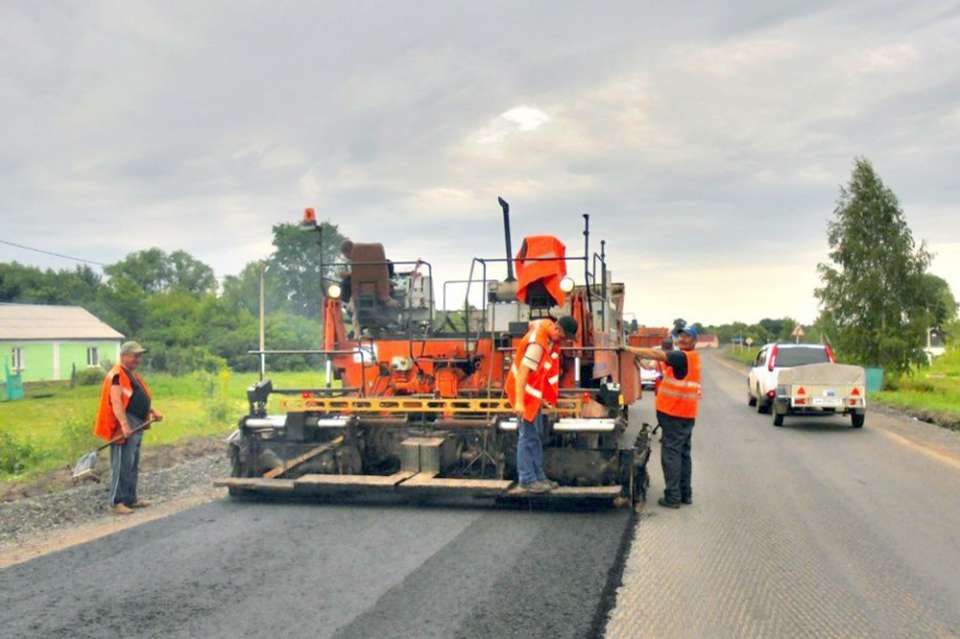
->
<box><xmin>94</xmin><ymin>341</ymin><xmax>164</xmax><ymax>515</ymax></box>
<box><xmin>627</xmin><ymin>325</ymin><xmax>701</xmax><ymax>509</ymax></box>
<box><xmin>506</xmin><ymin>316</ymin><xmax>579</xmax><ymax>493</ymax></box>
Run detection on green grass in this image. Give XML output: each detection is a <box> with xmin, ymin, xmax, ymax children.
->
<box><xmin>872</xmin><ymin>349</ymin><xmax>960</xmax><ymax>421</ymax></box>
<box><xmin>720</xmin><ymin>346</ymin><xmax>760</xmax><ymax>366</ymax></box>
<box><xmin>0</xmin><ymin>369</ymin><xmax>331</xmax><ymax>480</ymax></box>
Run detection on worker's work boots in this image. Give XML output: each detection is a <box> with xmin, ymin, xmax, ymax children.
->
<box><xmin>112</xmin><ymin>504</ymin><xmax>134</xmax><ymax>515</ymax></box>
<box><xmin>518</xmin><ymin>481</ymin><xmax>552</xmax><ymax>494</ymax></box>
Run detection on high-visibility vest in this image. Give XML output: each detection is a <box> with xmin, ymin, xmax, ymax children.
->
<box><xmin>94</xmin><ymin>365</ymin><xmax>152</xmax><ymax>441</ymax></box>
<box><xmin>655</xmin><ymin>350</ymin><xmax>701</xmax><ymax>419</ymax></box>
<box><xmin>505</xmin><ymin>319</ymin><xmax>562</xmax><ymax>422</ymax></box>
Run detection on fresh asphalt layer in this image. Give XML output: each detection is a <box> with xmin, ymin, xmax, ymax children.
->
<box><xmin>1</xmin><ymin>485</ymin><xmax>632</xmax><ymax>638</ymax></box>
<box><xmin>5</xmin><ymin>351</ymin><xmax>960</xmax><ymax>639</ymax></box>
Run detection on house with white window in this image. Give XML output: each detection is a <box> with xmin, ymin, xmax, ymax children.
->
<box><xmin>0</xmin><ymin>303</ymin><xmax>124</xmax><ymax>383</ymax></box>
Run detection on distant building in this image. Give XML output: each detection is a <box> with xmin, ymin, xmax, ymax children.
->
<box><xmin>696</xmin><ymin>334</ymin><xmax>720</xmax><ymax>349</ymax></box>
<box><xmin>0</xmin><ymin>303</ymin><xmax>124</xmax><ymax>383</ymax></box>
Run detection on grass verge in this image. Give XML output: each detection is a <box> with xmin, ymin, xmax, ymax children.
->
<box><xmin>0</xmin><ymin>370</ymin><xmax>330</xmax><ymax>481</ymax></box>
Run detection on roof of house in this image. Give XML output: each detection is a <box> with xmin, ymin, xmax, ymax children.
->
<box><xmin>0</xmin><ymin>303</ymin><xmax>124</xmax><ymax>341</ymax></box>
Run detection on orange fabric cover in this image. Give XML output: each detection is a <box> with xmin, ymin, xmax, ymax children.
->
<box><xmin>94</xmin><ymin>365</ymin><xmax>152</xmax><ymax>441</ymax></box>
<box><xmin>515</xmin><ymin>236</ymin><xmax>567</xmax><ymax>307</ymax></box>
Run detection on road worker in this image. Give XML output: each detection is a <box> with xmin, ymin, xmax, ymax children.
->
<box><xmin>506</xmin><ymin>316</ymin><xmax>579</xmax><ymax>494</ymax></box>
<box><xmin>627</xmin><ymin>326</ymin><xmax>701</xmax><ymax>508</ymax></box>
<box><xmin>94</xmin><ymin>341</ymin><xmax>164</xmax><ymax>515</ymax></box>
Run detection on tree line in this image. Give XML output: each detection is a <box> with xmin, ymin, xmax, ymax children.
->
<box><xmin>0</xmin><ymin>221</ymin><xmax>346</xmax><ymax>374</ymax></box>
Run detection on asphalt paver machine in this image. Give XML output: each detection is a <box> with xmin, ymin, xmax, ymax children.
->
<box><xmin>216</xmin><ymin>200</ymin><xmax>652</xmax><ymax>505</ymax></box>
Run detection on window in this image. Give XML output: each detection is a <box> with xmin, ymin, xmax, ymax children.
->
<box><xmin>775</xmin><ymin>347</ymin><xmax>830</xmax><ymax>368</ymax></box>
<box><xmin>86</xmin><ymin>347</ymin><xmax>99</xmax><ymax>367</ymax></box>
<box><xmin>11</xmin><ymin>347</ymin><xmax>24</xmax><ymax>372</ymax></box>
<box><xmin>755</xmin><ymin>349</ymin><xmax>767</xmax><ymax>367</ymax></box>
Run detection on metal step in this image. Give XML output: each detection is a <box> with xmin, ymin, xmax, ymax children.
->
<box><xmin>295</xmin><ymin>471</ymin><xmax>415</xmax><ymax>492</ymax></box>
<box><xmin>503</xmin><ymin>485</ymin><xmax>623</xmax><ymax>499</ymax></box>
<box><xmin>214</xmin><ymin>477</ymin><xmax>296</xmax><ymax>493</ymax></box>
<box><xmin>397</xmin><ymin>472</ymin><xmax>514</xmax><ymax>496</ymax></box>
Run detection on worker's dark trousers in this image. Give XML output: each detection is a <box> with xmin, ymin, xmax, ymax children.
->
<box><xmin>657</xmin><ymin>411</ymin><xmax>695</xmax><ymax>504</ymax></box>
<box><xmin>109</xmin><ymin>414</ymin><xmax>144</xmax><ymax>506</ymax></box>
<box><xmin>517</xmin><ymin>412</ymin><xmax>547</xmax><ymax>485</ymax></box>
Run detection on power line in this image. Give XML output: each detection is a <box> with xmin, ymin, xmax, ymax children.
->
<box><xmin>0</xmin><ymin>238</ymin><xmax>108</xmax><ymax>267</ymax></box>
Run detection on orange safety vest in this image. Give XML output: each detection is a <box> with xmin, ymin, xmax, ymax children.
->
<box><xmin>94</xmin><ymin>365</ymin><xmax>152</xmax><ymax>441</ymax></box>
<box><xmin>655</xmin><ymin>350</ymin><xmax>701</xmax><ymax>419</ymax></box>
<box><xmin>505</xmin><ymin>319</ymin><xmax>562</xmax><ymax>422</ymax></box>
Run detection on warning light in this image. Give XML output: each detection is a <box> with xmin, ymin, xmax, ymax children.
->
<box><xmin>301</xmin><ymin>391</ymin><xmax>313</xmax><ymax>399</ymax></box>
<box><xmin>301</xmin><ymin>207</ymin><xmax>317</xmax><ymax>228</ymax></box>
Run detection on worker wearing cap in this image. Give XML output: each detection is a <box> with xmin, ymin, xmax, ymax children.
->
<box><xmin>506</xmin><ymin>316</ymin><xmax>579</xmax><ymax>494</ymax></box>
<box><xmin>94</xmin><ymin>341</ymin><xmax>164</xmax><ymax>515</ymax></box>
<box><xmin>627</xmin><ymin>326</ymin><xmax>701</xmax><ymax>509</ymax></box>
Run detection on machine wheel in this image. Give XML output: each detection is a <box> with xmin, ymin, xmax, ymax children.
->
<box><xmin>773</xmin><ymin>411</ymin><xmax>784</xmax><ymax>427</ymax></box>
<box><xmin>748</xmin><ymin>391</ymin><xmax>757</xmax><ymax>407</ymax></box>
<box><xmin>851</xmin><ymin>412</ymin><xmax>865</xmax><ymax>428</ymax></box>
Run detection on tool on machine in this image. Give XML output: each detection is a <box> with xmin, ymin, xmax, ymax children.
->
<box><xmin>72</xmin><ymin>418</ymin><xmax>156</xmax><ymax>481</ymax></box>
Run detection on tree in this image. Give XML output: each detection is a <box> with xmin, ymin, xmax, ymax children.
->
<box><xmin>104</xmin><ymin>248</ymin><xmax>171</xmax><ymax>293</ymax></box>
<box><xmin>922</xmin><ymin>274</ymin><xmax>957</xmax><ymax>329</ymax></box>
<box><xmin>269</xmin><ymin>221</ymin><xmax>345</xmax><ymax>318</ymax></box>
<box><xmin>168</xmin><ymin>250</ymin><xmax>217</xmax><ymax>295</ymax></box>
<box><xmin>815</xmin><ymin>158</ymin><xmax>934</xmax><ymax>373</ymax></box>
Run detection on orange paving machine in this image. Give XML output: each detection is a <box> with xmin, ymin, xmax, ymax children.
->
<box><xmin>216</xmin><ymin>199</ymin><xmax>651</xmax><ymax>504</ymax></box>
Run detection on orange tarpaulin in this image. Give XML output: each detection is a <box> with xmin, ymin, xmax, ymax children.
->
<box><xmin>515</xmin><ymin>235</ymin><xmax>567</xmax><ymax>307</ymax></box>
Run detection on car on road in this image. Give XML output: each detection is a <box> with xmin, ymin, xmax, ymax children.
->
<box><xmin>638</xmin><ymin>358</ymin><xmax>661</xmax><ymax>390</ymax></box>
<box><xmin>747</xmin><ymin>343</ymin><xmax>866</xmax><ymax>428</ymax></box>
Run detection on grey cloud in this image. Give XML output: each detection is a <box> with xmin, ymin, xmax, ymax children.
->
<box><xmin>1</xmin><ymin>0</ymin><xmax>958</xmax><ymax>324</ymax></box>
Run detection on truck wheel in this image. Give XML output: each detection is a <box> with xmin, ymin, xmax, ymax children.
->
<box><xmin>851</xmin><ymin>412</ymin><xmax>865</xmax><ymax>428</ymax></box>
<box><xmin>756</xmin><ymin>387</ymin><xmax>770</xmax><ymax>414</ymax></box>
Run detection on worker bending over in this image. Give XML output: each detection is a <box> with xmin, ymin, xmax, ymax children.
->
<box><xmin>506</xmin><ymin>316</ymin><xmax>579</xmax><ymax>494</ymax></box>
<box><xmin>627</xmin><ymin>326</ymin><xmax>701</xmax><ymax>509</ymax></box>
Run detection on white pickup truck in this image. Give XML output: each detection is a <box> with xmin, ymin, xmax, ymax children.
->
<box><xmin>747</xmin><ymin>343</ymin><xmax>866</xmax><ymax>428</ymax></box>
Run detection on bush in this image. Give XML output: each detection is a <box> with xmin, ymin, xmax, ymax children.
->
<box><xmin>146</xmin><ymin>346</ymin><xmax>227</xmax><ymax>376</ymax></box>
<box><xmin>58</xmin><ymin>415</ymin><xmax>100</xmax><ymax>462</ymax></box>
<box><xmin>0</xmin><ymin>431</ymin><xmax>46</xmax><ymax>475</ymax></box>
<box><xmin>75</xmin><ymin>368</ymin><xmax>104</xmax><ymax>386</ymax></box>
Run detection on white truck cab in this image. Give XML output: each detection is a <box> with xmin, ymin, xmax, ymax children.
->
<box><xmin>747</xmin><ymin>344</ymin><xmax>833</xmax><ymax>413</ymax></box>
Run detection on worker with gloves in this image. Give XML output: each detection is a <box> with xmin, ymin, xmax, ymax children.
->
<box><xmin>627</xmin><ymin>325</ymin><xmax>701</xmax><ymax>509</ymax></box>
<box><xmin>506</xmin><ymin>316</ymin><xmax>579</xmax><ymax>494</ymax></box>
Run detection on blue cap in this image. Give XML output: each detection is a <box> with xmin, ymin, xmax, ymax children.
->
<box><xmin>678</xmin><ymin>325</ymin><xmax>698</xmax><ymax>340</ymax></box>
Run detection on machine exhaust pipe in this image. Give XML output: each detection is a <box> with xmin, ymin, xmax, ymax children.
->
<box><xmin>498</xmin><ymin>196</ymin><xmax>515</xmax><ymax>282</ymax></box>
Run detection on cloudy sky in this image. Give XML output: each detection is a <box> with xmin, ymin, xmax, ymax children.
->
<box><xmin>2</xmin><ymin>1</ymin><xmax>958</xmax><ymax>326</ymax></box>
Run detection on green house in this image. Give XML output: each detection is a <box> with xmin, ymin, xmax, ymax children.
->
<box><xmin>0</xmin><ymin>303</ymin><xmax>124</xmax><ymax>383</ymax></box>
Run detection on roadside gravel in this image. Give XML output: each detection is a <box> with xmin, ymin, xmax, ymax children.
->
<box><xmin>0</xmin><ymin>452</ymin><xmax>228</xmax><ymax>550</ymax></box>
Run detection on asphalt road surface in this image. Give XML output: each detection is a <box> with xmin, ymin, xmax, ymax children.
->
<box><xmin>607</xmin><ymin>351</ymin><xmax>960</xmax><ymax>638</ymax></box>
<box><xmin>1</xmin><ymin>481</ymin><xmax>632</xmax><ymax>639</ymax></box>
<box><xmin>3</xmin><ymin>351</ymin><xmax>960</xmax><ymax>638</ymax></box>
